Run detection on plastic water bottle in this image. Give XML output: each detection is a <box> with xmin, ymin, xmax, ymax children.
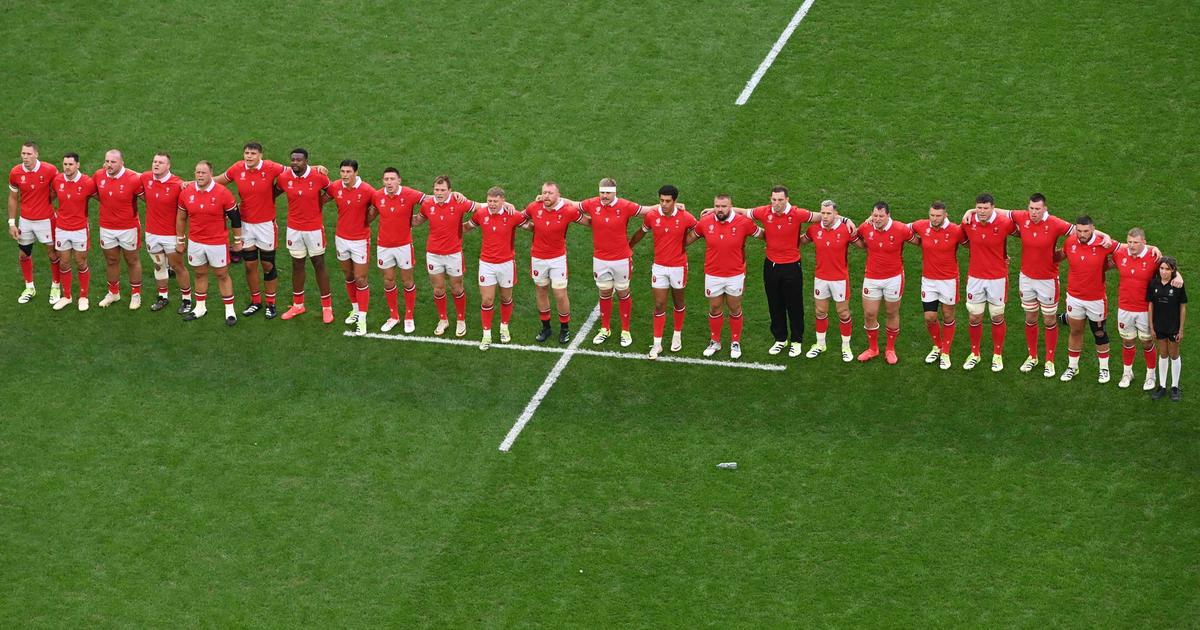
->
<box><xmin>717</xmin><ymin>462</ymin><xmax>737</xmax><ymax>470</ymax></box>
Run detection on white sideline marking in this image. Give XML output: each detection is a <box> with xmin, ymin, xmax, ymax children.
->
<box><xmin>572</xmin><ymin>348</ymin><xmax>785</xmax><ymax>371</ymax></box>
<box><xmin>734</xmin><ymin>0</ymin><xmax>817</xmax><ymax>105</ymax></box>
<box><xmin>498</xmin><ymin>305</ymin><xmax>600</xmax><ymax>452</ymax></box>
<box><xmin>347</xmin><ymin>330</ymin><xmax>786</xmax><ymax>371</ymax></box>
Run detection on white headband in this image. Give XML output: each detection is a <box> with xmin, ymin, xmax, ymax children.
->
<box><xmin>598</xmin><ymin>186</ymin><xmax>617</xmax><ymax>193</ymax></box>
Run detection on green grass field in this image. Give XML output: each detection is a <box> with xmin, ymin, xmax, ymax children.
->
<box><xmin>2</xmin><ymin>1</ymin><xmax>1198</xmax><ymax>626</ymax></box>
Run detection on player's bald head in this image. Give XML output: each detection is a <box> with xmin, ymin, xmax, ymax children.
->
<box><xmin>104</xmin><ymin>149</ymin><xmax>124</xmax><ymax>174</ymax></box>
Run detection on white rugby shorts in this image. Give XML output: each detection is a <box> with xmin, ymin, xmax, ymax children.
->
<box><xmin>479</xmin><ymin>259</ymin><xmax>516</xmax><ymax>288</ymax></box>
<box><xmin>286</xmin><ymin>227</ymin><xmax>326</xmax><ymax>258</ymax></box>
<box><xmin>862</xmin><ymin>274</ymin><xmax>904</xmax><ymax>302</ymax></box>
<box><xmin>145</xmin><ymin>231</ymin><xmax>176</xmax><ymax>255</ymax></box>
<box><xmin>813</xmin><ymin>277</ymin><xmax>848</xmax><ymax>302</ymax></box>
<box><xmin>17</xmin><ymin>217</ymin><xmax>52</xmax><ymax>246</ymax></box>
<box><xmin>966</xmin><ymin>276</ymin><xmax>1007</xmax><ymax>306</ymax></box>
<box><xmin>1065</xmin><ymin>294</ymin><xmax>1107</xmax><ymax>322</ymax></box>
<box><xmin>241</xmin><ymin>220</ymin><xmax>277</xmax><ymax>251</ymax></box>
<box><xmin>531</xmin><ymin>255</ymin><xmax>568</xmax><ymax>287</ymax></box>
<box><xmin>650</xmin><ymin>263</ymin><xmax>687</xmax><ymax>289</ymax></box>
<box><xmin>377</xmin><ymin>243</ymin><xmax>414</xmax><ymax>270</ymax></box>
<box><xmin>704</xmin><ymin>273</ymin><xmax>744</xmax><ymax>297</ymax></box>
<box><xmin>188</xmin><ymin>240</ymin><xmax>229</xmax><ymax>267</ymax></box>
<box><xmin>1018</xmin><ymin>273</ymin><xmax>1059</xmax><ymax>308</ymax></box>
<box><xmin>335</xmin><ymin>236</ymin><xmax>369</xmax><ymax>265</ymax></box>
<box><xmin>427</xmin><ymin>251</ymin><xmax>465</xmax><ymax>277</ymax></box>
<box><xmin>55</xmin><ymin>228</ymin><xmax>88</xmax><ymax>252</ymax></box>
<box><xmin>99</xmin><ymin>227</ymin><xmax>139</xmax><ymax>251</ymax></box>
<box><xmin>920</xmin><ymin>277</ymin><xmax>958</xmax><ymax>305</ymax></box>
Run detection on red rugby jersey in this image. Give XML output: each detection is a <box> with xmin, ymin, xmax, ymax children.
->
<box><xmin>696</xmin><ymin>212</ymin><xmax>759</xmax><ymax>277</ymax></box>
<box><xmin>911</xmin><ymin>219</ymin><xmax>965</xmax><ymax>281</ymax></box>
<box><xmin>751</xmin><ymin>204</ymin><xmax>814</xmax><ymax>264</ymax></box>
<box><xmin>524</xmin><ymin>200</ymin><xmax>582</xmax><ymax>259</ymax></box>
<box><xmin>1010</xmin><ymin>210</ymin><xmax>1073</xmax><ymax>280</ymax></box>
<box><xmin>1063</xmin><ymin>232</ymin><xmax>1118</xmax><ymax>301</ymax></box>
<box><xmin>141</xmin><ymin>171</ymin><xmax>184</xmax><ymax>236</ymax></box>
<box><xmin>640</xmin><ymin>206</ymin><xmax>697</xmax><ymax>267</ymax></box>
<box><xmin>469</xmin><ymin>206</ymin><xmax>525</xmax><ymax>263</ymax></box>
<box><xmin>372</xmin><ymin>186</ymin><xmax>425</xmax><ymax>248</ymax></box>
<box><xmin>180</xmin><ymin>182</ymin><xmax>238</xmax><ymax>246</ymax></box>
<box><xmin>52</xmin><ymin>172</ymin><xmax>96</xmax><ymax>231</ymax></box>
<box><xmin>9</xmin><ymin>161</ymin><xmax>59</xmax><ymax>221</ymax></box>
<box><xmin>419</xmin><ymin>195</ymin><xmax>475</xmax><ymax>255</ymax></box>
<box><xmin>962</xmin><ymin>210</ymin><xmax>1017</xmax><ymax>279</ymax></box>
<box><xmin>805</xmin><ymin>218</ymin><xmax>856</xmax><ymax>282</ymax></box>
<box><xmin>1112</xmin><ymin>243</ymin><xmax>1159</xmax><ymax>312</ymax></box>
<box><xmin>224</xmin><ymin>159</ymin><xmax>285</xmax><ymax>224</ymax></box>
<box><xmin>580</xmin><ymin>196</ymin><xmax>641</xmax><ymax>261</ymax></box>
<box><xmin>278</xmin><ymin>166</ymin><xmax>330</xmax><ymax>232</ymax></box>
<box><xmin>94</xmin><ymin>167</ymin><xmax>144</xmax><ymax>230</ymax></box>
<box><xmin>859</xmin><ymin>218</ymin><xmax>915</xmax><ymax>279</ymax></box>
<box><xmin>329</xmin><ymin>177</ymin><xmax>377</xmax><ymax>241</ymax></box>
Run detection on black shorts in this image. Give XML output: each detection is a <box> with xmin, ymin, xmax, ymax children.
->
<box><xmin>1155</xmin><ymin>330</ymin><xmax>1180</xmax><ymax>341</ymax></box>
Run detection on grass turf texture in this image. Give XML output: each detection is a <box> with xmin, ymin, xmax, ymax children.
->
<box><xmin>1</xmin><ymin>0</ymin><xmax>1197</xmax><ymax>626</ymax></box>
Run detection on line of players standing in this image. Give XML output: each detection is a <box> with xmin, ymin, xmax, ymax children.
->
<box><xmin>8</xmin><ymin>142</ymin><xmax>1187</xmax><ymax>400</ymax></box>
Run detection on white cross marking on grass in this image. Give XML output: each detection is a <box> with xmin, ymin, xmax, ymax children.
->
<box><xmin>346</xmin><ymin>304</ymin><xmax>788</xmax><ymax>451</ymax></box>
<box><xmin>735</xmin><ymin>0</ymin><xmax>817</xmax><ymax>105</ymax></box>
<box><xmin>498</xmin><ymin>304</ymin><xmax>600</xmax><ymax>452</ymax></box>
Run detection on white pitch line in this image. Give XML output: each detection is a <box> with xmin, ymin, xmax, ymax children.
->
<box><xmin>734</xmin><ymin>0</ymin><xmax>817</xmax><ymax>105</ymax></box>
<box><xmin>498</xmin><ymin>305</ymin><xmax>600</xmax><ymax>452</ymax></box>
<box><xmin>346</xmin><ymin>331</ymin><xmax>786</xmax><ymax>371</ymax></box>
<box><xmin>347</xmin><ymin>330</ymin><xmax>564</xmax><ymax>355</ymax></box>
<box><xmin>572</xmin><ymin>348</ymin><xmax>786</xmax><ymax>371</ymax></box>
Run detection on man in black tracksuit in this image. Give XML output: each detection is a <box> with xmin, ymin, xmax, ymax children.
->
<box><xmin>734</xmin><ymin>186</ymin><xmax>816</xmax><ymax>357</ymax></box>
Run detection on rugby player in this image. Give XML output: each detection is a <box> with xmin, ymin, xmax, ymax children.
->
<box><xmin>628</xmin><ymin>184</ymin><xmax>696</xmax><ymax>359</ymax></box>
<box><xmin>7</xmin><ymin>141</ymin><xmax>60</xmax><ymax>304</ymax></box>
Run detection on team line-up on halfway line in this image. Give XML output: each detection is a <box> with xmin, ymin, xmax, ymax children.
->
<box><xmin>6</xmin><ymin>142</ymin><xmax>1188</xmax><ymax>399</ymax></box>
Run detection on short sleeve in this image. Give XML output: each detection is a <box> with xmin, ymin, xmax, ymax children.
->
<box><xmin>1179</xmin><ymin>286</ymin><xmax>1188</xmax><ymax>304</ymax></box>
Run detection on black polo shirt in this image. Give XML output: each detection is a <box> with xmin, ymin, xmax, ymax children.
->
<box><xmin>1147</xmin><ymin>279</ymin><xmax>1187</xmax><ymax>333</ymax></box>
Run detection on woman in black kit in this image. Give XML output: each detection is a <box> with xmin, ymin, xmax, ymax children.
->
<box><xmin>1147</xmin><ymin>257</ymin><xmax>1187</xmax><ymax>401</ymax></box>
